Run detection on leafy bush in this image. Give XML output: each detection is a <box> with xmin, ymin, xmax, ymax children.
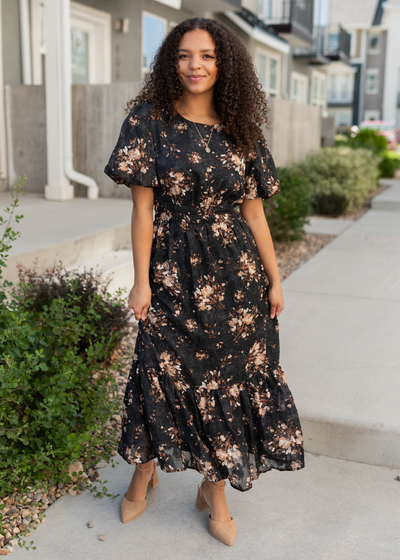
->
<box><xmin>14</xmin><ymin>262</ymin><xmax>132</xmax><ymax>361</ymax></box>
<box><xmin>0</xmin><ymin>178</ymin><xmax>131</xmax><ymax>550</ymax></box>
<box><xmin>263</xmin><ymin>167</ymin><xmax>313</xmax><ymax>241</ymax></box>
<box><xmin>293</xmin><ymin>147</ymin><xmax>381</xmax><ymax>216</ymax></box>
<box><xmin>350</xmin><ymin>128</ymin><xmax>388</xmax><ymax>153</ymax></box>
<box><xmin>378</xmin><ymin>155</ymin><xmax>397</xmax><ymax>178</ymax></box>
<box><xmin>0</xmin><ymin>295</ymin><xmax>121</xmax><ymax>497</ymax></box>
<box><xmin>334</xmin><ymin>134</ymin><xmax>350</xmax><ymax>147</ymax></box>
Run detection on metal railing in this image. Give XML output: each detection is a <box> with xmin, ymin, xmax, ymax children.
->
<box><xmin>259</xmin><ymin>0</ymin><xmax>314</xmax><ymax>35</ymax></box>
<box><xmin>293</xmin><ymin>25</ymin><xmax>351</xmax><ymax>59</ymax></box>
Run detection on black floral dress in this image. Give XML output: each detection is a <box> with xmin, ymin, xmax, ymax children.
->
<box><xmin>104</xmin><ymin>102</ymin><xmax>305</xmax><ymax>492</ymax></box>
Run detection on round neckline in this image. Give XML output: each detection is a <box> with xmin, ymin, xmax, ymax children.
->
<box><xmin>175</xmin><ymin>111</ymin><xmax>220</xmax><ymax>128</ymax></box>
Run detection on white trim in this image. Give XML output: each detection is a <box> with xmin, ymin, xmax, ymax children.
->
<box><xmin>70</xmin><ymin>2</ymin><xmax>111</xmax><ymax>84</ymax></box>
<box><xmin>141</xmin><ymin>11</ymin><xmax>167</xmax><ymax>75</ymax></box>
<box><xmin>30</xmin><ymin>1</ymin><xmax>111</xmax><ymax>85</ymax></box>
<box><xmin>255</xmin><ymin>46</ymin><xmax>281</xmax><ymax>97</ymax></box>
<box><xmin>153</xmin><ymin>0</ymin><xmax>181</xmax><ymax>8</ymax></box>
<box><xmin>310</xmin><ymin>68</ymin><xmax>327</xmax><ymax>108</ymax></box>
<box><xmin>290</xmin><ymin>71</ymin><xmax>309</xmax><ymax>104</ymax></box>
<box><xmin>349</xmin><ymin>30</ymin><xmax>357</xmax><ymax>58</ymax></box>
<box><xmin>20</xmin><ymin>0</ymin><xmax>33</xmax><ymax>84</ymax></box>
<box><xmin>0</xmin><ymin>0</ymin><xmax>8</xmax><ymax>183</ymax></box>
<box><xmin>365</xmin><ymin>68</ymin><xmax>379</xmax><ymax>94</ymax></box>
<box><xmin>30</xmin><ymin>0</ymin><xmax>45</xmax><ymax>85</ymax></box>
<box><xmin>224</xmin><ymin>10</ymin><xmax>290</xmax><ymax>54</ymax></box>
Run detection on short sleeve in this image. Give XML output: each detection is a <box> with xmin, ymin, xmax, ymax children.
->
<box><xmin>104</xmin><ymin>103</ymin><xmax>159</xmax><ymax>189</ymax></box>
<box><xmin>243</xmin><ymin>134</ymin><xmax>280</xmax><ymax>200</ymax></box>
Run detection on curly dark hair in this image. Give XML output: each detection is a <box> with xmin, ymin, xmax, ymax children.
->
<box><xmin>126</xmin><ymin>17</ymin><xmax>271</xmax><ymax>157</ymax></box>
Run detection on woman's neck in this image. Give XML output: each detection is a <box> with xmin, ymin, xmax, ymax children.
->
<box><xmin>175</xmin><ymin>93</ymin><xmax>220</xmax><ymax>124</ymax></box>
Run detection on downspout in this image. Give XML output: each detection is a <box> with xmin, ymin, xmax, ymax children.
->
<box><xmin>19</xmin><ymin>0</ymin><xmax>32</xmax><ymax>84</ymax></box>
<box><xmin>60</xmin><ymin>0</ymin><xmax>99</xmax><ymax>200</ymax></box>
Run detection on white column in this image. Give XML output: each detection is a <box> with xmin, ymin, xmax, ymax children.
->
<box><xmin>0</xmin><ymin>0</ymin><xmax>8</xmax><ymax>187</ymax></box>
<box><xmin>44</xmin><ymin>0</ymin><xmax>73</xmax><ymax>201</ymax></box>
<box><xmin>382</xmin><ymin>3</ymin><xmax>400</xmax><ymax>124</ymax></box>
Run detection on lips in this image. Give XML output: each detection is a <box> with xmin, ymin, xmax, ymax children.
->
<box><xmin>187</xmin><ymin>75</ymin><xmax>204</xmax><ymax>82</ymax></box>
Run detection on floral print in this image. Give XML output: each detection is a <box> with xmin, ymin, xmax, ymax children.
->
<box><xmin>104</xmin><ymin>102</ymin><xmax>305</xmax><ymax>492</ymax></box>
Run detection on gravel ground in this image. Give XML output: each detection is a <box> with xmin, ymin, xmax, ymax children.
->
<box><xmin>0</xmin><ymin>228</ymin><xmax>344</xmax><ymax>554</ymax></box>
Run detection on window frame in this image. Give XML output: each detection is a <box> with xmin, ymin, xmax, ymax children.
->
<box><xmin>365</xmin><ymin>68</ymin><xmax>379</xmax><ymax>95</ymax></box>
<box><xmin>367</xmin><ymin>31</ymin><xmax>380</xmax><ymax>54</ymax></box>
<box><xmin>141</xmin><ymin>11</ymin><xmax>167</xmax><ymax>76</ymax></box>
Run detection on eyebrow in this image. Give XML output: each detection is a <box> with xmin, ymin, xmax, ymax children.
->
<box><xmin>178</xmin><ymin>48</ymin><xmax>215</xmax><ymax>52</ymax></box>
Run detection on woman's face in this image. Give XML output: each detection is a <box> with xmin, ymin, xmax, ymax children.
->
<box><xmin>176</xmin><ymin>29</ymin><xmax>218</xmax><ymax>94</ymax></box>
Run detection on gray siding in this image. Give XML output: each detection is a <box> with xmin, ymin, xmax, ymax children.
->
<box><xmin>363</xmin><ymin>30</ymin><xmax>387</xmax><ymax>119</ymax></box>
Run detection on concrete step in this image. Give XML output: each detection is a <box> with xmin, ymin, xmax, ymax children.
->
<box><xmin>1</xmin><ymin>193</ymin><xmax>131</xmax><ymax>286</ymax></box>
<box><xmin>66</xmin><ymin>250</ymin><xmax>134</xmax><ymax>295</ymax></box>
<box><xmin>371</xmin><ymin>179</ymin><xmax>400</xmax><ymax>211</ymax></box>
<box><xmin>9</xmin><ymin>452</ymin><xmax>400</xmax><ymax>559</ymax></box>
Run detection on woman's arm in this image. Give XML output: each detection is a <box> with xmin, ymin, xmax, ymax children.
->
<box><xmin>128</xmin><ymin>184</ymin><xmax>155</xmax><ymax>321</ymax></box>
<box><xmin>240</xmin><ymin>197</ymin><xmax>283</xmax><ymax>319</ymax></box>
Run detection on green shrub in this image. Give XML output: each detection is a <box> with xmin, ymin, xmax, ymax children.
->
<box><xmin>382</xmin><ymin>149</ymin><xmax>400</xmax><ymax>169</ymax></box>
<box><xmin>334</xmin><ymin>134</ymin><xmax>350</xmax><ymax>147</ymax></box>
<box><xmin>350</xmin><ymin>128</ymin><xmax>388</xmax><ymax>153</ymax></box>
<box><xmin>293</xmin><ymin>147</ymin><xmax>381</xmax><ymax>216</ymax></box>
<box><xmin>14</xmin><ymin>262</ymin><xmax>132</xmax><ymax>361</ymax></box>
<box><xmin>263</xmin><ymin>166</ymin><xmax>313</xmax><ymax>241</ymax></box>
<box><xmin>378</xmin><ymin>155</ymin><xmax>397</xmax><ymax>178</ymax></box>
<box><xmin>0</xmin><ymin>296</ymin><xmax>121</xmax><ymax>497</ymax></box>
<box><xmin>0</xmin><ymin>178</ymin><xmax>130</xmax><ymax>550</ymax></box>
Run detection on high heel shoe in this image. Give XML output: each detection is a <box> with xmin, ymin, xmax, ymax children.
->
<box><xmin>120</xmin><ymin>459</ymin><xmax>159</xmax><ymax>523</ymax></box>
<box><xmin>195</xmin><ymin>477</ymin><xmax>236</xmax><ymax>546</ymax></box>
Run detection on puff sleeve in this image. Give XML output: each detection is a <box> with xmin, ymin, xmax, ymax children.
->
<box><xmin>104</xmin><ymin>103</ymin><xmax>159</xmax><ymax>189</ymax></box>
<box><xmin>243</xmin><ymin>134</ymin><xmax>280</xmax><ymax>200</ymax></box>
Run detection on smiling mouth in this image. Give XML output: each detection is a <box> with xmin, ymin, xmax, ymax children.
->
<box><xmin>187</xmin><ymin>75</ymin><xmax>204</xmax><ymax>81</ymax></box>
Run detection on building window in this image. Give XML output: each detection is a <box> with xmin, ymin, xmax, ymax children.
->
<box><xmin>368</xmin><ymin>32</ymin><xmax>380</xmax><ymax>54</ymax></box>
<box><xmin>365</xmin><ymin>69</ymin><xmax>379</xmax><ymax>94</ymax></box>
<box><xmin>328</xmin><ymin>72</ymin><xmax>354</xmax><ymax>102</ymax></box>
<box><xmin>142</xmin><ymin>12</ymin><xmax>166</xmax><ymax>73</ymax></box>
<box><xmin>258</xmin><ymin>0</ymin><xmax>272</xmax><ymax>20</ymax></box>
<box><xmin>257</xmin><ymin>54</ymin><xmax>267</xmax><ymax>88</ymax></box>
<box><xmin>256</xmin><ymin>51</ymin><xmax>280</xmax><ymax>96</ymax></box>
<box><xmin>311</xmin><ymin>71</ymin><xmax>326</xmax><ymax>107</ymax></box>
<box><xmin>364</xmin><ymin>110</ymin><xmax>380</xmax><ymax>121</ymax></box>
<box><xmin>269</xmin><ymin>58</ymin><xmax>277</xmax><ymax>91</ymax></box>
<box><xmin>291</xmin><ymin>71</ymin><xmax>308</xmax><ymax>104</ymax></box>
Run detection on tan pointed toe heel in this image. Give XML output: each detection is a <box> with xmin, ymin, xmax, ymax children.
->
<box><xmin>120</xmin><ymin>459</ymin><xmax>158</xmax><ymax>523</ymax></box>
<box><xmin>195</xmin><ymin>477</ymin><xmax>236</xmax><ymax>546</ymax></box>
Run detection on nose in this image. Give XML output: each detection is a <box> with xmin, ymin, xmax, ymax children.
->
<box><xmin>188</xmin><ymin>55</ymin><xmax>202</xmax><ymax>71</ymax></box>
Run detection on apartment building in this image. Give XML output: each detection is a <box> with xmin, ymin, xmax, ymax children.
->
<box><xmin>327</xmin><ymin>0</ymin><xmax>400</xmax><ymax>131</ymax></box>
<box><xmin>0</xmin><ymin>0</ymin><xmax>328</xmax><ymax>198</ymax></box>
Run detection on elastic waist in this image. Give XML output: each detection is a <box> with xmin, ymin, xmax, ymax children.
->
<box><xmin>158</xmin><ymin>204</ymin><xmax>239</xmax><ymax>218</ymax></box>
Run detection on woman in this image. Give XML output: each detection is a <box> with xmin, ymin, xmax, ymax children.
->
<box><xmin>104</xmin><ymin>17</ymin><xmax>305</xmax><ymax>547</ymax></box>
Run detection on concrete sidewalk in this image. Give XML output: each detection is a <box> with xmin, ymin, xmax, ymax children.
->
<box><xmin>280</xmin><ymin>203</ymin><xmax>400</xmax><ymax>470</ymax></box>
<box><xmin>10</xmin><ymin>453</ymin><xmax>400</xmax><ymax>560</ymax></box>
<box><xmin>4</xmin><ymin>183</ymin><xmax>400</xmax><ymax>558</ymax></box>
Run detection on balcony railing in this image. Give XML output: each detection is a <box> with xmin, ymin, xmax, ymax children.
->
<box><xmin>293</xmin><ymin>25</ymin><xmax>351</xmax><ymax>62</ymax></box>
<box><xmin>259</xmin><ymin>0</ymin><xmax>314</xmax><ymax>36</ymax></box>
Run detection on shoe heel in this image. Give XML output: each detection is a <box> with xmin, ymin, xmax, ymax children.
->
<box><xmin>147</xmin><ymin>465</ymin><xmax>159</xmax><ymax>488</ymax></box>
<box><xmin>196</xmin><ymin>482</ymin><xmax>209</xmax><ymax>511</ymax></box>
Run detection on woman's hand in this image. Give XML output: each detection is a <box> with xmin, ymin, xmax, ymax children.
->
<box><xmin>268</xmin><ymin>282</ymin><xmax>284</xmax><ymax>319</ymax></box>
<box><xmin>128</xmin><ymin>283</ymin><xmax>152</xmax><ymax>321</ymax></box>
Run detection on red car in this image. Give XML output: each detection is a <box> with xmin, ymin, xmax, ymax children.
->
<box><xmin>359</xmin><ymin>120</ymin><xmax>399</xmax><ymax>150</ymax></box>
